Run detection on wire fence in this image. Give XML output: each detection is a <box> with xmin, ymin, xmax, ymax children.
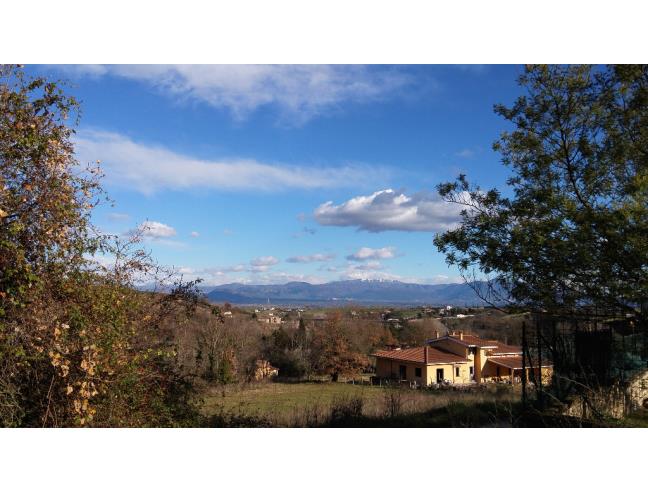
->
<box><xmin>521</xmin><ymin>307</ymin><xmax>648</xmax><ymax>416</ymax></box>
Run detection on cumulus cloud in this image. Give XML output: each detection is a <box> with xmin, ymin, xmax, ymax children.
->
<box><xmin>250</xmin><ymin>256</ymin><xmax>280</xmax><ymax>267</ymax></box>
<box><xmin>190</xmin><ymin>231</ymin><xmax>200</xmax><ymax>237</ymax></box>
<box><xmin>130</xmin><ymin>220</ymin><xmax>177</xmax><ymax>239</ymax></box>
<box><xmin>75</xmin><ymin>130</ymin><xmax>384</xmax><ymax>195</ymax></box>
<box><xmin>346</xmin><ymin>246</ymin><xmax>396</xmax><ymax>261</ymax></box>
<box><xmin>286</xmin><ymin>253</ymin><xmax>335</xmax><ymax>263</ymax></box>
<box><xmin>314</xmin><ymin>189</ymin><xmax>465</xmax><ymax>232</ymax></box>
<box><xmin>61</xmin><ymin>65</ymin><xmax>413</xmax><ymax>124</ymax></box>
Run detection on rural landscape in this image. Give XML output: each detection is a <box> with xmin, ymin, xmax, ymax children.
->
<box><xmin>1</xmin><ymin>63</ymin><xmax>647</xmax><ymax>428</ymax></box>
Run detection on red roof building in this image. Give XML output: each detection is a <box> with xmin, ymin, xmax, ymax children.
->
<box><xmin>373</xmin><ymin>331</ymin><xmax>553</xmax><ymax>386</ymax></box>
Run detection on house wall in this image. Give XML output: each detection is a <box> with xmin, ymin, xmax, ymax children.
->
<box><xmin>482</xmin><ymin>361</ymin><xmax>514</xmax><ymax>381</ymax></box>
<box><xmin>474</xmin><ymin>348</ymin><xmax>490</xmax><ymax>381</ymax></box>
<box><xmin>376</xmin><ymin>357</ymin><xmax>477</xmax><ymax>386</ymax></box>
<box><xmin>423</xmin><ymin>363</ymin><xmax>472</xmax><ymax>385</ymax></box>
<box><xmin>375</xmin><ymin>358</ymin><xmax>424</xmax><ymax>386</ymax></box>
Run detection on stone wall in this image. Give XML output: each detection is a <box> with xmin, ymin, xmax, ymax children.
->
<box><xmin>563</xmin><ymin>368</ymin><xmax>648</xmax><ymax>419</ymax></box>
<box><xmin>626</xmin><ymin>368</ymin><xmax>648</xmax><ymax>412</ymax></box>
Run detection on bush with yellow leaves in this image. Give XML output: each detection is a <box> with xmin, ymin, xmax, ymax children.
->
<box><xmin>0</xmin><ymin>65</ymin><xmax>202</xmax><ymax>427</ymax></box>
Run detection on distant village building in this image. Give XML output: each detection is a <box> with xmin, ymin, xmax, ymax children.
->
<box><xmin>258</xmin><ymin>314</ymin><xmax>282</xmax><ymax>325</ymax></box>
<box><xmin>373</xmin><ymin>331</ymin><xmax>552</xmax><ymax>386</ymax></box>
<box><xmin>253</xmin><ymin>360</ymin><xmax>279</xmax><ymax>381</ymax></box>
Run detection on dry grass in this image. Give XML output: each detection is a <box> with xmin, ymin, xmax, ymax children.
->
<box><xmin>202</xmin><ymin>381</ymin><xmax>520</xmax><ymax>427</ymax></box>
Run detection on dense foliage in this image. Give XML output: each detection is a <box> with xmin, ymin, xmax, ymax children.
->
<box><xmin>434</xmin><ymin>65</ymin><xmax>648</xmax><ymax>313</ymax></box>
<box><xmin>0</xmin><ymin>65</ymin><xmax>201</xmax><ymax>427</ymax></box>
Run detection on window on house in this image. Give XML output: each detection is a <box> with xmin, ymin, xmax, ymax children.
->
<box><xmin>455</xmin><ymin>366</ymin><xmax>460</xmax><ymax>377</ymax></box>
<box><xmin>415</xmin><ymin>367</ymin><xmax>422</xmax><ymax>378</ymax></box>
<box><xmin>470</xmin><ymin>366</ymin><xmax>474</xmax><ymax>376</ymax></box>
<box><xmin>399</xmin><ymin>365</ymin><xmax>407</xmax><ymax>380</ymax></box>
<box><xmin>468</xmin><ymin>347</ymin><xmax>476</xmax><ymax>355</ymax></box>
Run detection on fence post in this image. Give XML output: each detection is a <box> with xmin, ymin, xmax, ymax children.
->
<box><xmin>522</xmin><ymin>321</ymin><xmax>527</xmax><ymax>408</ymax></box>
<box><xmin>537</xmin><ymin>316</ymin><xmax>543</xmax><ymax>410</ymax></box>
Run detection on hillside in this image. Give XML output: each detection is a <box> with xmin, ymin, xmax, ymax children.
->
<box><xmin>205</xmin><ymin>279</ymin><xmax>490</xmax><ymax>306</ymax></box>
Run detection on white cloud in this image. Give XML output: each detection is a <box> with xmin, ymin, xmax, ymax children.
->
<box><xmin>210</xmin><ymin>256</ymin><xmax>281</xmax><ymax>276</ymax></box>
<box><xmin>337</xmin><ymin>263</ymin><xmax>434</xmax><ymax>284</ymax></box>
<box><xmin>250</xmin><ymin>256</ymin><xmax>279</xmax><ymax>267</ymax></box>
<box><xmin>175</xmin><ymin>265</ymin><xmax>325</xmax><ymax>286</ymax></box>
<box><xmin>314</xmin><ymin>189</ymin><xmax>465</xmax><ymax>232</ymax></box>
<box><xmin>350</xmin><ymin>260</ymin><xmax>383</xmax><ymax>271</ymax></box>
<box><xmin>106</xmin><ymin>212</ymin><xmax>130</xmax><ymax>221</ymax></box>
<box><xmin>342</xmin><ymin>270</ymin><xmax>402</xmax><ymax>281</ymax></box>
<box><xmin>165</xmin><ymin>262</ymin><xmax>460</xmax><ymax>287</ymax></box>
<box><xmin>190</xmin><ymin>231</ymin><xmax>200</xmax><ymax>237</ymax></box>
<box><xmin>286</xmin><ymin>253</ymin><xmax>335</xmax><ymax>263</ymax></box>
<box><xmin>75</xmin><ymin>130</ymin><xmax>384</xmax><ymax>195</ymax></box>
<box><xmin>347</xmin><ymin>246</ymin><xmax>396</xmax><ymax>261</ymax></box>
<box><xmin>455</xmin><ymin>148</ymin><xmax>475</xmax><ymax>158</ymax></box>
<box><xmin>455</xmin><ymin>65</ymin><xmax>489</xmax><ymax>74</ymax></box>
<box><xmin>251</xmin><ymin>271</ymin><xmax>327</xmax><ymax>285</ymax></box>
<box><xmin>222</xmin><ymin>229</ymin><xmax>234</xmax><ymax>236</ymax></box>
<box><xmin>62</xmin><ymin>65</ymin><xmax>412</xmax><ymax>124</ymax></box>
<box><xmin>131</xmin><ymin>220</ymin><xmax>177</xmax><ymax>239</ymax></box>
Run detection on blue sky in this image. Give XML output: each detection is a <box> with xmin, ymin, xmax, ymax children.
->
<box><xmin>34</xmin><ymin>65</ymin><xmax>524</xmax><ymax>286</ymax></box>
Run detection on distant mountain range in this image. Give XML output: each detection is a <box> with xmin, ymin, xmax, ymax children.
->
<box><xmin>204</xmin><ymin>280</ymin><xmax>490</xmax><ymax>307</ymax></box>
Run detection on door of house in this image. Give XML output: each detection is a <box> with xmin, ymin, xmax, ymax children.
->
<box><xmin>399</xmin><ymin>365</ymin><xmax>407</xmax><ymax>380</ymax></box>
<box><xmin>436</xmin><ymin>368</ymin><xmax>444</xmax><ymax>383</ymax></box>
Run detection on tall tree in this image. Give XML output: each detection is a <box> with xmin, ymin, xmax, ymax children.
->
<box><xmin>434</xmin><ymin>65</ymin><xmax>648</xmax><ymax>314</ymax></box>
<box><xmin>310</xmin><ymin>315</ymin><xmax>368</xmax><ymax>381</ymax></box>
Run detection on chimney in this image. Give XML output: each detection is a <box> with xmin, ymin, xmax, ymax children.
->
<box><xmin>424</xmin><ymin>346</ymin><xmax>429</xmax><ymax>364</ymax></box>
<box><xmin>459</xmin><ymin>331</ymin><xmax>464</xmax><ymax>341</ymax></box>
<box><xmin>434</xmin><ymin>330</ymin><xmax>439</xmax><ymax>339</ymax></box>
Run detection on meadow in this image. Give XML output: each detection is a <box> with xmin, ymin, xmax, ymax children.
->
<box><xmin>201</xmin><ymin>381</ymin><xmax>521</xmax><ymax>427</ymax></box>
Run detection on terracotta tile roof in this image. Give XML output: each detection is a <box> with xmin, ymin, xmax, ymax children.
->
<box><xmin>373</xmin><ymin>346</ymin><xmax>469</xmax><ymax>365</ymax></box>
<box><xmin>434</xmin><ymin>334</ymin><xmax>521</xmax><ymax>354</ymax></box>
<box><xmin>447</xmin><ymin>334</ymin><xmax>499</xmax><ymax>348</ymax></box>
<box><xmin>488</xmin><ymin>342</ymin><xmax>522</xmax><ymax>355</ymax></box>
<box><xmin>487</xmin><ymin>355</ymin><xmax>552</xmax><ymax>370</ymax></box>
